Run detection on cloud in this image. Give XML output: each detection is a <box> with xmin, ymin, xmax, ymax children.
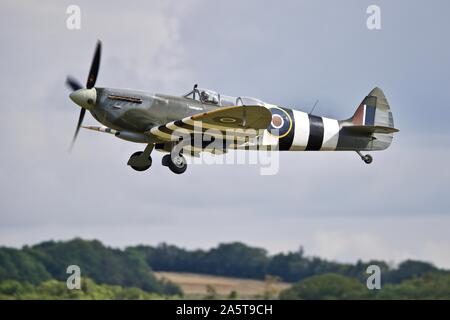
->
<box><xmin>308</xmin><ymin>216</ymin><xmax>450</xmax><ymax>267</ymax></box>
<box><xmin>0</xmin><ymin>0</ymin><xmax>450</xmax><ymax>269</ymax></box>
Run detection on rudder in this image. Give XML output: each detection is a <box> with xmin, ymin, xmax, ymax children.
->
<box><xmin>339</xmin><ymin>87</ymin><xmax>398</xmax><ymax>151</ymax></box>
<box><xmin>351</xmin><ymin>87</ymin><xmax>394</xmax><ymax>128</ymax></box>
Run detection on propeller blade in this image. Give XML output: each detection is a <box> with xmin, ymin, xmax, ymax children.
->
<box><xmin>86</xmin><ymin>40</ymin><xmax>102</xmax><ymax>89</ymax></box>
<box><xmin>66</xmin><ymin>76</ymin><xmax>83</xmax><ymax>91</ymax></box>
<box><xmin>70</xmin><ymin>108</ymin><xmax>86</xmax><ymax>150</ymax></box>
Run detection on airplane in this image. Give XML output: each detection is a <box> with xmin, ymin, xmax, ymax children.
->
<box><xmin>66</xmin><ymin>41</ymin><xmax>399</xmax><ymax>174</ymax></box>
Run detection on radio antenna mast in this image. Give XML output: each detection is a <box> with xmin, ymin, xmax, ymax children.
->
<box><xmin>308</xmin><ymin>99</ymin><xmax>319</xmax><ymax>115</ymax></box>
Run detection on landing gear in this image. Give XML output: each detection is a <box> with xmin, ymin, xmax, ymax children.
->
<box><xmin>356</xmin><ymin>151</ymin><xmax>373</xmax><ymax>164</ymax></box>
<box><xmin>128</xmin><ymin>151</ymin><xmax>152</xmax><ymax>171</ymax></box>
<box><xmin>127</xmin><ymin>144</ymin><xmax>154</xmax><ymax>171</ymax></box>
<box><xmin>126</xmin><ymin>143</ymin><xmax>188</xmax><ymax>174</ymax></box>
<box><xmin>162</xmin><ymin>153</ymin><xmax>187</xmax><ymax>174</ymax></box>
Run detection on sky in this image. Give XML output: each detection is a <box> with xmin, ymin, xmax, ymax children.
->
<box><xmin>1</xmin><ymin>0</ymin><xmax>450</xmax><ymax>268</ymax></box>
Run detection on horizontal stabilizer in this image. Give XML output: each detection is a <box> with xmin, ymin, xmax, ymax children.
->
<box><xmin>342</xmin><ymin>125</ymin><xmax>399</xmax><ymax>135</ymax></box>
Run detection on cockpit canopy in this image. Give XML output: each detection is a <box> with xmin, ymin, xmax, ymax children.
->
<box><xmin>183</xmin><ymin>84</ymin><xmax>266</xmax><ymax>107</ymax></box>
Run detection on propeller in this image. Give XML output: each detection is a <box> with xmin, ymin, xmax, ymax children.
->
<box><xmin>66</xmin><ymin>40</ymin><xmax>102</xmax><ymax>150</ymax></box>
<box><xmin>66</xmin><ymin>76</ymin><xmax>83</xmax><ymax>91</ymax></box>
<box><xmin>71</xmin><ymin>108</ymin><xmax>86</xmax><ymax>149</ymax></box>
<box><xmin>86</xmin><ymin>41</ymin><xmax>101</xmax><ymax>89</ymax></box>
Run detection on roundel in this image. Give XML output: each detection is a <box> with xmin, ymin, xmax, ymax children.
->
<box><xmin>268</xmin><ymin>107</ymin><xmax>292</xmax><ymax>138</ymax></box>
<box><xmin>213</xmin><ymin>116</ymin><xmax>239</xmax><ymax>124</ymax></box>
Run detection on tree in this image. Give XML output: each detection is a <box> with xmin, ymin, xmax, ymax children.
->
<box><xmin>279</xmin><ymin>273</ymin><xmax>369</xmax><ymax>300</ymax></box>
<box><xmin>0</xmin><ymin>278</ymin><xmax>176</xmax><ymax>300</ymax></box>
<box><xmin>204</xmin><ymin>285</ymin><xmax>218</xmax><ymax>300</ymax></box>
<box><xmin>0</xmin><ymin>249</ymin><xmax>51</xmax><ymax>284</ymax></box>
<box><xmin>263</xmin><ymin>275</ymin><xmax>281</xmax><ymax>300</ymax></box>
<box><xmin>202</xmin><ymin>242</ymin><xmax>269</xmax><ymax>278</ymax></box>
<box><xmin>377</xmin><ymin>273</ymin><xmax>450</xmax><ymax>299</ymax></box>
<box><xmin>1</xmin><ymin>239</ymin><xmax>181</xmax><ymax>295</ymax></box>
<box><xmin>227</xmin><ymin>290</ymin><xmax>238</xmax><ymax>299</ymax></box>
<box><xmin>384</xmin><ymin>260</ymin><xmax>438</xmax><ymax>284</ymax></box>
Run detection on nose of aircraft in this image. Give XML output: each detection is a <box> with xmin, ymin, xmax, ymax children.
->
<box><xmin>69</xmin><ymin>88</ymin><xmax>97</xmax><ymax>110</ymax></box>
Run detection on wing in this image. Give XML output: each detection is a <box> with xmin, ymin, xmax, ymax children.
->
<box><xmin>147</xmin><ymin>105</ymin><xmax>272</xmax><ymax>155</ymax></box>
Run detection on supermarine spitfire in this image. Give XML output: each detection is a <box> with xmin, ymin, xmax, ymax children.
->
<box><xmin>66</xmin><ymin>41</ymin><xmax>399</xmax><ymax>174</ymax></box>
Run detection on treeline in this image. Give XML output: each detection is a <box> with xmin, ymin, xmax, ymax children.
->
<box><xmin>279</xmin><ymin>272</ymin><xmax>450</xmax><ymax>300</ymax></box>
<box><xmin>0</xmin><ymin>239</ymin><xmax>181</xmax><ymax>295</ymax></box>
<box><xmin>0</xmin><ymin>278</ymin><xmax>174</xmax><ymax>300</ymax></box>
<box><xmin>1</xmin><ymin>239</ymin><xmax>448</xmax><ymax>297</ymax></box>
<box><xmin>133</xmin><ymin>242</ymin><xmax>446</xmax><ymax>285</ymax></box>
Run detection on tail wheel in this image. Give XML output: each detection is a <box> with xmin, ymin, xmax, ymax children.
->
<box><xmin>162</xmin><ymin>154</ymin><xmax>187</xmax><ymax>174</ymax></box>
<box><xmin>363</xmin><ymin>154</ymin><xmax>373</xmax><ymax>164</ymax></box>
<box><xmin>129</xmin><ymin>151</ymin><xmax>152</xmax><ymax>171</ymax></box>
<box><xmin>356</xmin><ymin>151</ymin><xmax>373</xmax><ymax>165</ymax></box>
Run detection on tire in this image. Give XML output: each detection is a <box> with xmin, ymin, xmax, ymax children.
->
<box><xmin>129</xmin><ymin>151</ymin><xmax>152</xmax><ymax>171</ymax></box>
<box><xmin>363</xmin><ymin>154</ymin><xmax>373</xmax><ymax>164</ymax></box>
<box><xmin>166</xmin><ymin>154</ymin><xmax>187</xmax><ymax>174</ymax></box>
<box><xmin>162</xmin><ymin>154</ymin><xmax>171</xmax><ymax>167</ymax></box>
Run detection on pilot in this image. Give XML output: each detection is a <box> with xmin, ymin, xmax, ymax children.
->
<box><xmin>200</xmin><ymin>90</ymin><xmax>219</xmax><ymax>104</ymax></box>
<box><xmin>200</xmin><ymin>90</ymin><xmax>209</xmax><ymax>103</ymax></box>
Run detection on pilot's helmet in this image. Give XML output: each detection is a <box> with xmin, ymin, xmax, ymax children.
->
<box><xmin>201</xmin><ymin>91</ymin><xmax>209</xmax><ymax>101</ymax></box>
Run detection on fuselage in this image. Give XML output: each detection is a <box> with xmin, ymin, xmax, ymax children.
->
<box><xmin>84</xmin><ymin>87</ymin><xmax>389</xmax><ymax>152</ymax></box>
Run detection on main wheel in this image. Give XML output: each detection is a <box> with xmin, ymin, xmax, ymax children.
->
<box><xmin>129</xmin><ymin>151</ymin><xmax>152</xmax><ymax>171</ymax></box>
<box><xmin>163</xmin><ymin>154</ymin><xmax>187</xmax><ymax>174</ymax></box>
<box><xmin>363</xmin><ymin>154</ymin><xmax>373</xmax><ymax>164</ymax></box>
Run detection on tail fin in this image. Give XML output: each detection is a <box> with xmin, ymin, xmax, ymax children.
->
<box><xmin>351</xmin><ymin>87</ymin><xmax>395</xmax><ymax>128</ymax></box>
<box><xmin>342</xmin><ymin>87</ymin><xmax>398</xmax><ymax>151</ymax></box>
